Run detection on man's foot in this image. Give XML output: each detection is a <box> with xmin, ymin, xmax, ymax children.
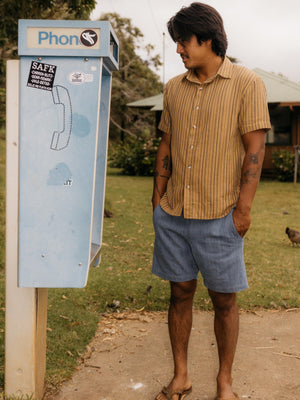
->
<box><xmin>155</xmin><ymin>377</ymin><xmax>192</xmax><ymax>400</ymax></box>
<box><xmin>155</xmin><ymin>385</ymin><xmax>192</xmax><ymax>400</ymax></box>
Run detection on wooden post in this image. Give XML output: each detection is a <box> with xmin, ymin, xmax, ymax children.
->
<box><xmin>5</xmin><ymin>60</ymin><xmax>48</xmax><ymax>399</ymax></box>
<box><xmin>294</xmin><ymin>145</ymin><xmax>299</xmax><ymax>187</ymax></box>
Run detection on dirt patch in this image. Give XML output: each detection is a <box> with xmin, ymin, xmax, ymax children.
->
<box><xmin>46</xmin><ymin>309</ymin><xmax>299</xmax><ymax>400</ymax></box>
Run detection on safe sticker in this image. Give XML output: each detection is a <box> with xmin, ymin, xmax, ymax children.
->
<box><xmin>27</xmin><ymin>61</ymin><xmax>57</xmax><ymax>91</ymax></box>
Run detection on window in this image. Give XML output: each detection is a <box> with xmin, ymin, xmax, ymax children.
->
<box><xmin>266</xmin><ymin>105</ymin><xmax>292</xmax><ymax>145</ymax></box>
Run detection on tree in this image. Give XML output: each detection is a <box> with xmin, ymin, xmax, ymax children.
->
<box><xmin>0</xmin><ymin>0</ymin><xmax>96</xmax><ymax>127</ymax></box>
<box><xmin>100</xmin><ymin>13</ymin><xmax>163</xmax><ymax>142</ymax></box>
<box><xmin>0</xmin><ymin>0</ymin><xmax>96</xmax><ymax>84</ymax></box>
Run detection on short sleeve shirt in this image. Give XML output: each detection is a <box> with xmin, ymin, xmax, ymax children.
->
<box><xmin>159</xmin><ymin>57</ymin><xmax>271</xmax><ymax>219</ymax></box>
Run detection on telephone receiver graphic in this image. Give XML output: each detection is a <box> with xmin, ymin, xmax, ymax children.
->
<box><xmin>50</xmin><ymin>85</ymin><xmax>72</xmax><ymax>151</ymax></box>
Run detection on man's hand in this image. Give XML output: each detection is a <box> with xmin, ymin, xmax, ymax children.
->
<box><xmin>232</xmin><ymin>207</ymin><xmax>251</xmax><ymax>238</ymax></box>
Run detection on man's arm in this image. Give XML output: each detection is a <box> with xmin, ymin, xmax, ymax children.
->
<box><xmin>233</xmin><ymin>130</ymin><xmax>266</xmax><ymax>237</ymax></box>
<box><xmin>152</xmin><ymin>132</ymin><xmax>171</xmax><ymax>211</ymax></box>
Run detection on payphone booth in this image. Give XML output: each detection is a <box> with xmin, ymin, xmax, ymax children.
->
<box><xmin>5</xmin><ymin>20</ymin><xmax>118</xmax><ymax>398</ymax></box>
<box><xmin>18</xmin><ymin>20</ymin><xmax>118</xmax><ymax>287</ymax></box>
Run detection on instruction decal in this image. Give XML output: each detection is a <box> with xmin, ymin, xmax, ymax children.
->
<box><xmin>27</xmin><ymin>61</ymin><xmax>57</xmax><ymax>91</ymax></box>
<box><xmin>68</xmin><ymin>71</ymin><xmax>94</xmax><ymax>85</ymax></box>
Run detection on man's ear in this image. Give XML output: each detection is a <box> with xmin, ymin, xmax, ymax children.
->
<box><xmin>202</xmin><ymin>39</ymin><xmax>212</xmax><ymax>48</ymax></box>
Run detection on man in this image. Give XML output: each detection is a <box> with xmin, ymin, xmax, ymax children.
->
<box><xmin>152</xmin><ymin>3</ymin><xmax>271</xmax><ymax>400</ymax></box>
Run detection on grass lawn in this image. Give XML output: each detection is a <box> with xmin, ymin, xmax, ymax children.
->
<box><xmin>0</xmin><ymin>130</ymin><xmax>299</xmax><ymax>391</ymax></box>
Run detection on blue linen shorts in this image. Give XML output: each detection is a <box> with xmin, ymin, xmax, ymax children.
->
<box><xmin>152</xmin><ymin>205</ymin><xmax>248</xmax><ymax>293</ymax></box>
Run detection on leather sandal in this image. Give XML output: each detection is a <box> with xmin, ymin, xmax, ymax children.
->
<box><xmin>155</xmin><ymin>385</ymin><xmax>192</xmax><ymax>400</ymax></box>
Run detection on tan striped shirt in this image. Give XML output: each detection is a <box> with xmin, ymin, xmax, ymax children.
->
<box><xmin>159</xmin><ymin>57</ymin><xmax>271</xmax><ymax>219</ymax></box>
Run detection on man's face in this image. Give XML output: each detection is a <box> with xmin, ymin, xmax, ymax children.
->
<box><xmin>176</xmin><ymin>35</ymin><xmax>211</xmax><ymax>70</ymax></box>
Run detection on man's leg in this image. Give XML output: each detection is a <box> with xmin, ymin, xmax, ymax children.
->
<box><xmin>156</xmin><ymin>279</ymin><xmax>197</xmax><ymax>400</ymax></box>
<box><xmin>208</xmin><ymin>289</ymin><xmax>239</xmax><ymax>399</ymax></box>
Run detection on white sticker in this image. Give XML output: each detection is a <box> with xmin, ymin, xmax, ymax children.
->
<box><xmin>84</xmin><ymin>74</ymin><xmax>93</xmax><ymax>82</ymax></box>
<box><xmin>68</xmin><ymin>72</ymin><xmax>94</xmax><ymax>85</ymax></box>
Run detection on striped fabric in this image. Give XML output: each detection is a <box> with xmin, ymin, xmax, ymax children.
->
<box><xmin>159</xmin><ymin>57</ymin><xmax>271</xmax><ymax>219</ymax></box>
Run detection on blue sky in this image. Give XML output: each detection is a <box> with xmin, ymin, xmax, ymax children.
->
<box><xmin>91</xmin><ymin>0</ymin><xmax>300</xmax><ymax>84</ymax></box>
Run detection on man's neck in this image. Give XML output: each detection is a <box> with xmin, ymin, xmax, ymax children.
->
<box><xmin>194</xmin><ymin>55</ymin><xmax>224</xmax><ymax>83</ymax></box>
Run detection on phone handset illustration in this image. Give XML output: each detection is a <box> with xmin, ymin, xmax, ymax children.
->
<box><xmin>50</xmin><ymin>85</ymin><xmax>72</xmax><ymax>151</ymax></box>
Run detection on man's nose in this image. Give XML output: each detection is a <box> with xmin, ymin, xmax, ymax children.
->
<box><xmin>176</xmin><ymin>42</ymin><xmax>184</xmax><ymax>54</ymax></box>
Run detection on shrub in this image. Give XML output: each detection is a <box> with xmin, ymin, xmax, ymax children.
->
<box><xmin>109</xmin><ymin>136</ymin><xmax>160</xmax><ymax>176</ymax></box>
<box><xmin>271</xmin><ymin>149</ymin><xmax>297</xmax><ymax>182</ymax></box>
<box><xmin>0</xmin><ymin>89</ymin><xmax>5</xmax><ymax>130</ymax></box>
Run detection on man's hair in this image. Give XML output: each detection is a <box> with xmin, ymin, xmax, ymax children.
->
<box><xmin>167</xmin><ymin>2</ymin><xmax>228</xmax><ymax>58</ymax></box>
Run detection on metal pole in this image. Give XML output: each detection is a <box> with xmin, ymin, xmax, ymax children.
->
<box><xmin>294</xmin><ymin>145</ymin><xmax>299</xmax><ymax>187</ymax></box>
<box><xmin>5</xmin><ymin>60</ymin><xmax>48</xmax><ymax>400</ymax></box>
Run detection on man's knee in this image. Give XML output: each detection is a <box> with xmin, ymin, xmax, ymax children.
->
<box><xmin>208</xmin><ymin>289</ymin><xmax>237</xmax><ymax>315</ymax></box>
<box><xmin>170</xmin><ymin>280</ymin><xmax>197</xmax><ymax>305</ymax></box>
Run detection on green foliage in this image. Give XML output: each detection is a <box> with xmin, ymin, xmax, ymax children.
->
<box><xmin>0</xmin><ymin>0</ymin><xmax>96</xmax><ymax>87</ymax></box>
<box><xmin>109</xmin><ymin>136</ymin><xmax>160</xmax><ymax>176</ymax></box>
<box><xmin>0</xmin><ymin>0</ymin><xmax>96</xmax><ymax>44</ymax></box>
<box><xmin>271</xmin><ymin>149</ymin><xmax>297</xmax><ymax>181</ymax></box>
<box><xmin>0</xmin><ymin>90</ymin><xmax>5</xmax><ymax>130</ymax></box>
<box><xmin>0</xmin><ymin>394</ymin><xmax>34</xmax><ymax>400</ymax></box>
<box><xmin>46</xmin><ymin>288</ymin><xmax>98</xmax><ymax>387</ymax></box>
<box><xmin>100</xmin><ymin>13</ymin><xmax>162</xmax><ymax>141</ymax></box>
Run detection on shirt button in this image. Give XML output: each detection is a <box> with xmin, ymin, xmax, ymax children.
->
<box><xmin>199</xmin><ymin>86</ymin><xmax>203</xmax><ymax>90</ymax></box>
<box><xmin>193</xmin><ymin>125</ymin><xmax>196</xmax><ymax>129</ymax></box>
<box><xmin>190</xmin><ymin>145</ymin><xmax>194</xmax><ymax>149</ymax></box>
<box><xmin>188</xmin><ymin>165</ymin><xmax>191</xmax><ymax>169</ymax></box>
<box><xmin>186</xmin><ymin>185</ymin><xmax>190</xmax><ymax>189</ymax></box>
<box><xmin>196</xmin><ymin>106</ymin><xmax>199</xmax><ymax>110</ymax></box>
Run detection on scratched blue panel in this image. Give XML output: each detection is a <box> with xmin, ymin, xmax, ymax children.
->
<box><xmin>92</xmin><ymin>65</ymin><xmax>112</xmax><ymax>253</ymax></box>
<box><xmin>19</xmin><ymin>56</ymin><xmax>103</xmax><ymax>287</ymax></box>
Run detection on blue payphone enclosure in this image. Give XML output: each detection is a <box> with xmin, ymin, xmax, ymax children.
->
<box><xmin>18</xmin><ymin>20</ymin><xmax>118</xmax><ymax>287</ymax></box>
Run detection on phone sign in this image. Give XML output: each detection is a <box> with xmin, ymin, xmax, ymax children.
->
<box><xmin>26</xmin><ymin>27</ymin><xmax>101</xmax><ymax>50</ymax></box>
<box><xmin>27</xmin><ymin>61</ymin><xmax>57</xmax><ymax>91</ymax></box>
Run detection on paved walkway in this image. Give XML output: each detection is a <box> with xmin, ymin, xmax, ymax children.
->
<box><xmin>47</xmin><ymin>310</ymin><xmax>299</xmax><ymax>400</ymax></box>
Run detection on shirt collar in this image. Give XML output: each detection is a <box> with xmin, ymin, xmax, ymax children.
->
<box><xmin>217</xmin><ymin>56</ymin><xmax>233</xmax><ymax>79</ymax></box>
<box><xmin>184</xmin><ymin>56</ymin><xmax>233</xmax><ymax>84</ymax></box>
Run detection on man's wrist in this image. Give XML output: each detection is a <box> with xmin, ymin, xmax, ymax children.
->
<box><xmin>152</xmin><ymin>194</ymin><xmax>161</xmax><ymax>210</ymax></box>
<box><xmin>235</xmin><ymin>202</ymin><xmax>251</xmax><ymax>215</ymax></box>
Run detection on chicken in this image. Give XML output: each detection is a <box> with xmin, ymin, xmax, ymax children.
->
<box><xmin>285</xmin><ymin>227</ymin><xmax>300</xmax><ymax>246</ymax></box>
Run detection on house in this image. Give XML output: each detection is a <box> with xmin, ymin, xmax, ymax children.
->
<box><xmin>127</xmin><ymin>93</ymin><xmax>163</xmax><ymax>137</ymax></box>
<box><xmin>128</xmin><ymin>69</ymin><xmax>300</xmax><ymax>174</ymax></box>
<box><xmin>253</xmin><ymin>69</ymin><xmax>300</xmax><ymax>172</ymax></box>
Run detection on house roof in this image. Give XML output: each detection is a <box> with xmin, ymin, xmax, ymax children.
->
<box><xmin>253</xmin><ymin>68</ymin><xmax>300</xmax><ymax>104</ymax></box>
<box><xmin>127</xmin><ymin>94</ymin><xmax>163</xmax><ymax>110</ymax></box>
<box><xmin>128</xmin><ymin>68</ymin><xmax>300</xmax><ymax>111</ymax></box>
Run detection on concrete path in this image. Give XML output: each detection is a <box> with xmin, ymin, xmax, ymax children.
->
<box><xmin>46</xmin><ymin>310</ymin><xmax>299</xmax><ymax>400</ymax></box>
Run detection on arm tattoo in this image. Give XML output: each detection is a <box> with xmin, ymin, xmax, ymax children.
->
<box><xmin>248</xmin><ymin>153</ymin><xmax>259</xmax><ymax>164</ymax></box>
<box><xmin>154</xmin><ymin>169</ymin><xmax>169</xmax><ymax>180</ymax></box>
<box><xmin>242</xmin><ymin>152</ymin><xmax>261</xmax><ymax>184</ymax></box>
<box><xmin>242</xmin><ymin>167</ymin><xmax>262</xmax><ymax>184</ymax></box>
<box><xmin>154</xmin><ymin>169</ymin><xmax>169</xmax><ymax>198</ymax></box>
<box><xmin>162</xmin><ymin>155</ymin><xmax>171</xmax><ymax>171</ymax></box>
